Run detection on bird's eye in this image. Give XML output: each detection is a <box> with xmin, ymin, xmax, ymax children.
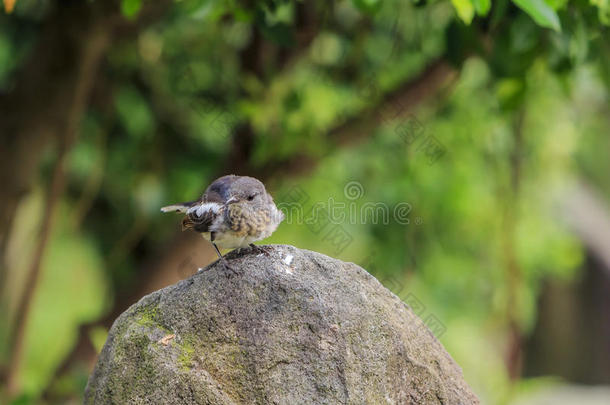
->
<box><xmin>247</xmin><ymin>194</ymin><xmax>256</xmax><ymax>201</ymax></box>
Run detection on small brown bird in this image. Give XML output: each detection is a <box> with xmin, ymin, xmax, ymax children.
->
<box><xmin>161</xmin><ymin>175</ymin><xmax>284</xmax><ymax>270</ymax></box>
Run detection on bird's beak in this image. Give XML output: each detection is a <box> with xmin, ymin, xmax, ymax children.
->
<box><xmin>226</xmin><ymin>196</ymin><xmax>238</xmax><ymax>204</ymax></box>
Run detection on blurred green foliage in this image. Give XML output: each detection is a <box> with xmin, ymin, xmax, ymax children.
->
<box><xmin>1</xmin><ymin>0</ymin><xmax>609</xmax><ymax>403</ymax></box>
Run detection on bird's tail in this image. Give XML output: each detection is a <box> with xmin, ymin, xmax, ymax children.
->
<box><xmin>160</xmin><ymin>200</ymin><xmax>197</xmax><ymax>213</ymax></box>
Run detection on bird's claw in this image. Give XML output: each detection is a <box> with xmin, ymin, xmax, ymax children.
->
<box><xmin>220</xmin><ymin>258</ymin><xmax>239</xmax><ymax>277</ymax></box>
<box><xmin>249</xmin><ymin>244</ymin><xmax>271</xmax><ymax>256</ymax></box>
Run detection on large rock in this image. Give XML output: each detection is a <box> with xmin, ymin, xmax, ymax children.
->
<box><xmin>85</xmin><ymin>245</ymin><xmax>479</xmax><ymax>404</ymax></box>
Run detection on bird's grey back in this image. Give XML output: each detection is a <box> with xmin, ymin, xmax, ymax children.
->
<box><xmin>203</xmin><ymin>175</ymin><xmax>239</xmax><ymax>203</ymax></box>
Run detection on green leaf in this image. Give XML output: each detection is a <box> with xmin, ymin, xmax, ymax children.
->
<box><xmin>591</xmin><ymin>0</ymin><xmax>610</xmax><ymax>25</ymax></box>
<box><xmin>451</xmin><ymin>0</ymin><xmax>475</xmax><ymax>24</ymax></box>
<box><xmin>472</xmin><ymin>0</ymin><xmax>492</xmax><ymax>16</ymax></box>
<box><xmin>254</xmin><ymin>7</ymin><xmax>296</xmax><ymax>47</ymax></box>
<box><xmin>121</xmin><ymin>0</ymin><xmax>142</xmax><ymax>20</ymax></box>
<box><xmin>115</xmin><ymin>86</ymin><xmax>155</xmax><ymax>139</ymax></box>
<box><xmin>352</xmin><ymin>0</ymin><xmax>383</xmax><ymax>15</ymax></box>
<box><xmin>512</xmin><ymin>0</ymin><xmax>561</xmax><ymax>31</ymax></box>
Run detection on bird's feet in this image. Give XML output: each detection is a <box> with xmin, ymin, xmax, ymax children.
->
<box><xmin>249</xmin><ymin>243</ymin><xmax>271</xmax><ymax>256</ymax></box>
<box><xmin>219</xmin><ymin>257</ymin><xmax>239</xmax><ymax>277</ymax></box>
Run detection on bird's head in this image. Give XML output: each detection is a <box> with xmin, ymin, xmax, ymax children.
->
<box><xmin>226</xmin><ymin>176</ymin><xmax>269</xmax><ymax>206</ymax></box>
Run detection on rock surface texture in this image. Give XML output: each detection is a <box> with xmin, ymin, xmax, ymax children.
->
<box><xmin>85</xmin><ymin>245</ymin><xmax>479</xmax><ymax>404</ymax></box>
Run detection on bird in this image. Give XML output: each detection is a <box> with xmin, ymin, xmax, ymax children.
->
<box><xmin>161</xmin><ymin>175</ymin><xmax>284</xmax><ymax>272</ymax></box>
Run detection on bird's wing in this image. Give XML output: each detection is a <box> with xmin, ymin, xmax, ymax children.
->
<box><xmin>164</xmin><ymin>176</ymin><xmax>235</xmax><ymax>231</ymax></box>
<box><xmin>182</xmin><ymin>201</ymin><xmax>223</xmax><ymax>232</ymax></box>
<box><xmin>181</xmin><ymin>178</ymin><xmax>232</xmax><ymax>232</ymax></box>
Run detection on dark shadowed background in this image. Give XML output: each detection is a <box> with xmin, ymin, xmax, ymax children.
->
<box><xmin>1</xmin><ymin>0</ymin><xmax>609</xmax><ymax>403</ymax></box>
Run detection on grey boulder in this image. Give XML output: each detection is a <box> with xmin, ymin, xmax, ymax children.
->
<box><xmin>85</xmin><ymin>245</ymin><xmax>479</xmax><ymax>404</ymax></box>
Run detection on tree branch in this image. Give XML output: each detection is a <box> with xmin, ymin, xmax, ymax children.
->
<box><xmin>0</xmin><ymin>0</ymin><xmax>114</xmax><ymax>312</ymax></box>
<box><xmin>256</xmin><ymin>58</ymin><xmax>457</xmax><ymax>179</ymax></box>
<box><xmin>0</xmin><ymin>1</ymin><xmax>114</xmax><ymax>396</ymax></box>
